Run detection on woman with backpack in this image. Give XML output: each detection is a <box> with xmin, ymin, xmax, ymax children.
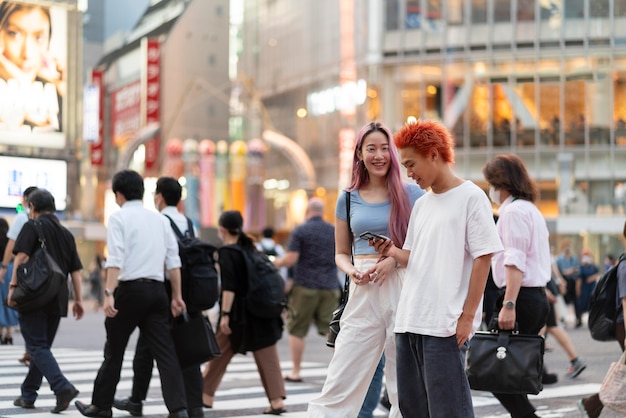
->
<box><xmin>579</xmin><ymin>221</ymin><xmax>626</xmax><ymax>418</ymax></box>
<box><xmin>202</xmin><ymin>210</ymin><xmax>286</xmax><ymax>415</ymax></box>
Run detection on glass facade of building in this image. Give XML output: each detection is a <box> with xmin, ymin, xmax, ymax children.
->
<box><xmin>378</xmin><ymin>0</ymin><xmax>626</xmax><ymax>254</ymax></box>
<box><xmin>239</xmin><ymin>0</ymin><xmax>626</xmax><ymax>255</ymax></box>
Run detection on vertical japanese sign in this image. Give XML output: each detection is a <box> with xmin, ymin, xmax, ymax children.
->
<box><xmin>89</xmin><ymin>69</ymin><xmax>104</xmax><ymax>166</ymax></box>
<box><xmin>143</xmin><ymin>38</ymin><xmax>160</xmax><ymax>171</ymax></box>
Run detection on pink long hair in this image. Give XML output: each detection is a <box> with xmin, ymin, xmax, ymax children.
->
<box><xmin>346</xmin><ymin>122</ymin><xmax>412</xmax><ymax>247</ymax></box>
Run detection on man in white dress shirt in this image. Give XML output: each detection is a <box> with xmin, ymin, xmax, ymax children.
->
<box><xmin>75</xmin><ymin>170</ymin><xmax>188</xmax><ymax>418</ymax></box>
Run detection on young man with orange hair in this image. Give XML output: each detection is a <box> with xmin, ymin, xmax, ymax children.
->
<box><xmin>374</xmin><ymin>120</ymin><xmax>502</xmax><ymax>417</ymax></box>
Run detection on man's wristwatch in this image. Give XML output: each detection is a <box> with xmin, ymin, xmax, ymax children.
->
<box><xmin>504</xmin><ymin>300</ymin><xmax>516</xmax><ymax>310</ymax></box>
<box><xmin>104</xmin><ymin>289</ymin><xmax>113</xmax><ymax>297</ymax></box>
<box><xmin>0</xmin><ymin>264</ymin><xmax>6</xmax><ymax>269</ymax></box>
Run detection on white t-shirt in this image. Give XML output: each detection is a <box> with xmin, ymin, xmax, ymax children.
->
<box><xmin>6</xmin><ymin>212</ymin><xmax>29</xmax><ymax>240</ymax></box>
<box><xmin>395</xmin><ymin>180</ymin><xmax>503</xmax><ymax>337</ymax></box>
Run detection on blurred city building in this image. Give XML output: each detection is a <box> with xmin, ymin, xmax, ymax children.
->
<box><xmin>235</xmin><ymin>0</ymin><xmax>626</xmax><ymax>256</ymax></box>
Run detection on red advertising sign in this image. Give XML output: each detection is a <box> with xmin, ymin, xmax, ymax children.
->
<box><xmin>111</xmin><ymin>80</ymin><xmax>141</xmax><ymax>146</ymax></box>
<box><xmin>89</xmin><ymin>69</ymin><xmax>104</xmax><ymax>166</ymax></box>
<box><xmin>144</xmin><ymin>39</ymin><xmax>160</xmax><ymax>170</ymax></box>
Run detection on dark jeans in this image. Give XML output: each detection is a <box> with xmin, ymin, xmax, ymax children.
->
<box><xmin>396</xmin><ymin>333</ymin><xmax>473</xmax><ymax>418</ymax></box>
<box><xmin>492</xmin><ymin>287</ymin><xmax>549</xmax><ymax>418</ymax></box>
<box><xmin>19</xmin><ymin>309</ymin><xmax>74</xmax><ymax>401</ymax></box>
<box><xmin>358</xmin><ymin>355</ymin><xmax>385</xmax><ymax>418</ymax></box>
<box><xmin>131</xmin><ymin>312</ymin><xmax>204</xmax><ymax>410</ymax></box>
<box><xmin>90</xmin><ymin>280</ymin><xmax>187</xmax><ymax>413</ymax></box>
<box><xmin>564</xmin><ymin>278</ymin><xmax>582</xmax><ymax>321</ymax></box>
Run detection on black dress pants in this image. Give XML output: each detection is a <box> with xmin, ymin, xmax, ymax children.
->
<box><xmin>492</xmin><ymin>287</ymin><xmax>549</xmax><ymax>418</ymax></box>
<box><xmin>131</xmin><ymin>311</ymin><xmax>204</xmax><ymax>409</ymax></box>
<box><xmin>90</xmin><ymin>280</ymin><xmax>187</xmax><ymax>413</ymax></box>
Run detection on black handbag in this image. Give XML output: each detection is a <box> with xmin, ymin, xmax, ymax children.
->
<box><xmin>326</xmin><ymin>191</ymin><xmax>352</xmax><ymax>348</ymax></box>
<box><xmin>172</xmin><ymin>312</ymin><xmax>221</xmax><ymax>369</ymax></box>
<box><xmin>10</xmin><ymin>221</ymin><xmax>67</xmax><ymax>313</ymax></box>
<box><xmin>466</xmin><ymin>328</ymin><xmax>545</xmax><ymax>395</ymax></box>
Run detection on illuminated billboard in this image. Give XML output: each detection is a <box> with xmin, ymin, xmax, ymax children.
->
<box><xmin>0</xmin><ymin>156</ymin><xmax>67</xmax><ymax>210</ymax></box>
<box><xmin>0</xmin><ymin>1</ymin><xmax>67</xmax><ymax>148</ymax></box>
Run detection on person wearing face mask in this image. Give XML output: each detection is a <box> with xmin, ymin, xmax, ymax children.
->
<box><xmin>0</xmin><ymin>186</ymin><xmax>38</xmax><ymax>363</ymax></box>
<box><xmin>578</xmin><ymin>249</ymin><xmax>600</xmax><ymax>316</ymax></box>
<box><xmin>483</xmin><ymin>154</ymin><xmax>551</xmax><ymax>418</ymax></box>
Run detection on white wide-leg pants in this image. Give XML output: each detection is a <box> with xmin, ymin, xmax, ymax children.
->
<box><xmin>307</xmin><ymin>258</ymin><xmax>403</xmax><ymax>418</ymax></box>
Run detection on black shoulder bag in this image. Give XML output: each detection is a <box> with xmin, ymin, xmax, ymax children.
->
<box><xmin>326</xmin><ymin>191</ymin><xmax>352</xmax><ymax>348</ymax></box>
<box><xmin>10</xmin><ymin>220</ymin><xmax>67</xmax><ymax>313</ymax></box>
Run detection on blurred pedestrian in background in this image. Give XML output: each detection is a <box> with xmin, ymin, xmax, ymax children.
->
<box><xmin>0</xmin><ymin>217</ymin><xmax>16</xmax><ymax>345</ymax></box>
<box><xmin>0</xmin><ymin>186</ymin><xmax>38</xmax><ymax>364</ymax></box>
<box><xmin>579</xmin><ymin>248</ymin><xmax>600</xmax><ymax>315</ymax></box>
<box><xmin>274</xmin><ymin>198</ymin><xmax>338</xmax><ymax>384</ymax></box>
<box><xmin>556</xmin><ymin>240</ymin><xmax>583</xmax><ymax>328</ymax></box>
<box><xmin>88</xmin><ymin>254</ymin><xmax>105</xmax><ymax>311</ymax></box>
<box><xmin>202</xmin><ymin>210</ymin><xmax>285</xmax><ymax>415</ymax></box>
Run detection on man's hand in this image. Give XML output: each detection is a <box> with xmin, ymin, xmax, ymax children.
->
<box><xmin>456</xmin><ymin>312</ymin><xmax>474</xmax><ymax>347</ymax></box>
<box><xmin>497</xmin><ymin>307</ymin><xmax>516</xmax><ymax>330</ymax></box>
<box><xmin>219</xmin><ymin>316</ymin><xmax>232</xmax><ymax>335</ymax></box>
<box><xmin>73</xmin><ymin>301</ymin><xmax>84</xmax><ymax>320</ymax></box>
<box><xmin>103</xmin><ymin>295</ymin><xmax>118</xmax><ymax>318</ymax></box>
<box><xmin>171</xmin><ymin>297</ymin><xmax>186</xmax><ymax>317</ymax></box>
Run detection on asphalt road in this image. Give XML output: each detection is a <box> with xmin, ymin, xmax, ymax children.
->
<box><xmin>1</xmin><ymin>300</ymin><xmax>625</xmax><ymax>417</ymax></box>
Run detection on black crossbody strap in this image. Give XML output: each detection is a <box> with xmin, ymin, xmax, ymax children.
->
<box><xmin>342</xmin><ymin>191</ymin><xmax>352</xmax><ymax>300</ymax></box>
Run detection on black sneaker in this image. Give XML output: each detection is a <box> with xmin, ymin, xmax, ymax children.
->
<box><xmin>541</xmin><ymin>372</ymin><xmax>558</xmax><ymax>385</ymax></box>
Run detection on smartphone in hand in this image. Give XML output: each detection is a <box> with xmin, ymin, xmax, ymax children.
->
<box><xmin>359</xmin><ymin>231</ymin><xmax>390</xmax><ymax>241</ymax></box>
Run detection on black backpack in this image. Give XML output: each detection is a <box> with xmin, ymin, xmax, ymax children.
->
<box><xmin>164</xmin><ymin>215</ymin><xmax>219</xmax><ymax>312</ymax></box>
<box><xmin>232</xmin><ymin>245</ymin><xmax>285</xmax><ymax>318</ymax></box>
<box><xmin>260</xmin><ymin>242</ymin><xmax>278</xmax><ymax>260</ymax></box>
<box><xmin>588</xmin><ymin>253</ymin><xmax>625</xmax><ymax>342</ymax></box>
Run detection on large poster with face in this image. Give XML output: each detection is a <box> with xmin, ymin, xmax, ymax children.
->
<box><xmin>0</xmin><ymin>1</ymin><xmax>67</xmax><ymax>148</ymax></box>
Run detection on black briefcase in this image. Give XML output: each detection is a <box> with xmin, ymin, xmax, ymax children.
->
<box><xmin>171</xmin><ymin>312</ymin><xmax>221</xmax><ymax>369</ymax></box>
<box><xmin>466</xmin><ymin>329</ymin><xmax>545</xmax><ymax>395</ymax></box>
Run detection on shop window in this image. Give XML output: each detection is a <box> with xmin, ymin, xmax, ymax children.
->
<box><xmin>539</xmin><ymin>2</ymin><xmax>556</xmax><ymax>20</ymax></box>
<box><xmin>517</xmin><ymin>0</ymin><xmax>535</xmax><ymax>21</ymax></box>
<box><xmin>494</xmin><ymin>0</ymin><xmax>511</xmax><ymax>22</ymax></box>
<box><xmin>615</xmin><ymin>0</ymin><xmax>626</xmax><ymax>16</ymax></box>
<box><xmin>447</xmin><ymin>0</ymin><xmax>464</xmax><ymax>25</ymax></box>
<box><xmin>471</xmin><ymin>0</ymin><xmax>487</xmax><ymax>23</ymax></box>
<box><xmin>564</xmin><ymin>0</ymin><xmax>585</xmax><ymax>18</ymax></box>
<box><xmin>564</xmin><ymin>79</ymin><xmax>586</xmax><ymax>146</ymax></box>
<box><xmin>539</xmin><ymin>84</ymin><xmax>561</xmax><ymax>146</ymax></box>
<box><xmin>590</xmin><ymin>0</ymin><xmax>609</xmax><ymax>17</ymax></box>
<box><xmin>615</xmin><ymin>74</ymin><xmax>626</xmax><ymax>146</ymax></box>
<box><xmin>493</xmin><ymin>84</ymin><xmax>514</xmax><ymax>147</ymax></box>
<box><xmin>385</xmin><ymin>0</ymin><xmax>400</xmax><ymax>30</ymax></box>
<box><xmin>469</xmin><ymin>83</ymin><xmax>489</xmax><ymax>147</ymax></box>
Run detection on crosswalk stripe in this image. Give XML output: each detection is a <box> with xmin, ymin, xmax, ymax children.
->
<box><xmin>0</xmin><ymin>346</ymin><xmax>606</xmax><ymax>418</ymax></box>
<box><xmin>0</xmin><ymin>346</ymin><xmax>344</xmax><ymax>417</ymax></box>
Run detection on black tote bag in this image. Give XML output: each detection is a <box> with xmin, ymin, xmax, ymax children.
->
<box><xmin>171</xmin><ymin>312</ymin><xmax>221</xmax><ymax>369</ymax></box>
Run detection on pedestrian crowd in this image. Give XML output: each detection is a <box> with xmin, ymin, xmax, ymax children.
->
<box><xmin>2</xmin><ymin>120</ymin><xmax>626</xmax><ymax>418</ymax></box>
